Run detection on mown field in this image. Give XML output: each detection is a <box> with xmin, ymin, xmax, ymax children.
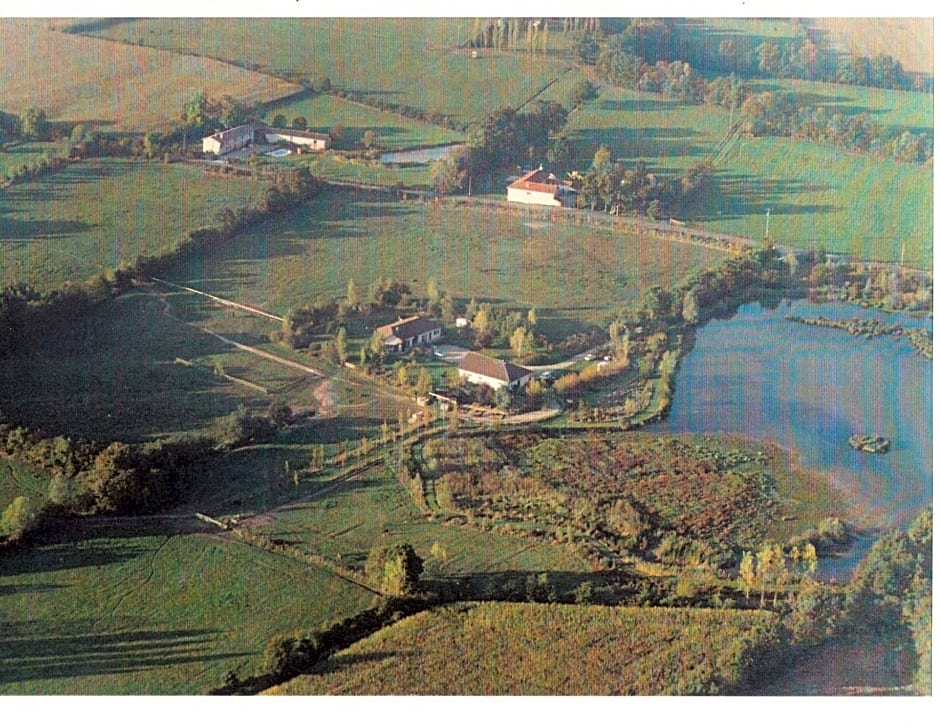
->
<box><xmin>0</xmin><ymin>18</ymin><xmax>299</xmax><ymax>133</ymax></box>
<box><xmin>270</xmin><ymin>601</ymin><xmax>782</xmax><ymax>695</ymax></box>
<box><xmin>0</xmin><ymin>531</ymin><xmax>376</xmax><ymax>694</ymax></box>
<box><xmin>569</xmin><ymin>83</ymin><xmax>932</xmax><ymax>268</ymax></box>
<box><xmin>73</xmin><ymin>18</ymin><xmax>577</xmax><ymax>125</ymax></box>
<box><xmin>0</xmin><ymin>159</ymin><xmax>266</xmax><ymax>290</ymax></box>
<box><xmin>162</xmin><ymin>188</ymin><xmax>727</xmax><ymax>330</ymax></box>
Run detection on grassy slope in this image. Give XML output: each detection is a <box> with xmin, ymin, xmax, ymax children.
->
<box><xmin>0</xmin><ymin>19</ymin><xmax>299</xmax><ymax>133</ymax></box>
<box><xmin>162</xmin><ymin>188</ymin><xmax>725</xmax><ymax>329</ymax></box>
<box><xmin>78</xmin><ymin>18</ymin><xmax>572</xmax><ymax>124</ymax></box>
<box><xmin>0</xmin><ymin>291</ymin><xmax>264</xmax><ymax>443</ymax></box>
<box><xmin>0</xmin><ymin>159</ymin><xmax>266</xmax><ymax>290</ymax></box>
<box><xmin>568</xmin><ymin>84</ymin><xmax>932</xmax><ymax>267</ymax></box>
<box><xmin>271</xmin><ymin>601</ymin><xmax>781</xmax><ymax>695</ymax></box>
<box><xmin>0</xmin><ymin>532</ymin><xmax>375</xmax><ymax>695</ymax></box>
<box><xmin>250</xmin><ymin>465</ymin><xmax>590</xmax><ymax>578</ymax></box>
<box><xmin>263</xmin><ymin>93</ymin><xmax>464</xmax><ymax>150</ymax></box>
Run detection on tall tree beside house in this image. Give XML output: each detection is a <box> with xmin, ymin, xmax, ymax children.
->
<box><xmin>346</xmin><ymin>279</ymin><xmax>360</xmax><ymax>311</ymax></box>
<box><xmin>19</xmin><ymin>107</ymin><xmax>49</xmax><ymax>141</ymax></box>
<box><xmin>292</xmin><ymin>115</ymin><xmax>308</xmax><ymax>130</ymax></box>
<box><xmin>430</xmin><ymin>156</ymin><xmax>461</xmax><ymax>196</ymax></box>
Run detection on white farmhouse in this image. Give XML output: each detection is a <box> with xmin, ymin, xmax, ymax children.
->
<box><xmin>506</xmin><ymin>167</ymin><xmax>575</xmax><ymax>207</ymax></box>
<box><xmin>458</xmin><ymin>351</ymin><xmax>532</xmax><ymax>391</ymax></box>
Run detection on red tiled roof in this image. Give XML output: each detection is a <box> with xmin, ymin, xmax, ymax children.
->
<box><xmin>458</xmin><ymin>351</ymin><xmax>531</xmax><ymax>384</ymax></box>
<box><xmin>507</xmin><ymin>168</ymin><xmax>563</xmax><ymax>195</ymax></box>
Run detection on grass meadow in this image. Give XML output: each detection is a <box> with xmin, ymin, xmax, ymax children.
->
<box><xmin>77</xmin><ymin>18</ymin><xmax>575</xmax><ymax>125</ymax></box>
<box><xmin>162</xmin><ymin>188</ymin><xmax>727</xmax><ymax>330</ymax></box>
<box><xmin>568</xmin><ymin>83</ymin><xmax>932</xmax><ymax>268</ymax></box>
<box><xmin>271</xmin><ymin>601</ymin><xmax>782</xmax><ymax>695</ymax></box>
<box><xmin>0</xmin><ymin>159</ymin><xmax>267</xmax><ymax>290</ymax></box>
<box><xmin>0</xmin><ymin>142</ymin><xmax>59</xmax><ymax>179</ymax></box>
<box><xmin>0</xmin><ymin>19</ymin><xmax>299</xmax><ymax>133</ymax></box>
<box><xmin>0</xmin><ymin>531</ymin><xmax>376</xmax><ymax>694</ymax></box>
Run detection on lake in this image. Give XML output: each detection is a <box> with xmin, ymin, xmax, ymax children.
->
<box><xmin>655</xmin><ymin>298</ymin><xmax>932</xmax><ymax>580</ymax></box>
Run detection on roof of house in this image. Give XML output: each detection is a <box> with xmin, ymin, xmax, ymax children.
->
<box><xmin>376</xmin><ymin>315</ymin><xmax>442</xmax><ymax>344</ymax></box>
<box><xmin>204</xmin><ymin>119</ymin><xmax>266</xmax><ymax>144</ymax></box>
<box><xmin>506</xmin><ymin>167</ymin><xmax>565</xmax><ymax>195</ymax></box>
<box><xmin>204</xmin><ymin>120</ymin><xmax>330</xmax><ymax>145</ymax></box>
<box><xmin>265</xmin><ymin>127</ymin><xmax>331</xmax><ymax>142</ymax></box>
<box><xmin>458</xmin><ymin>351</ymin><xmax>531</xmax><ymax>384</ymax></box>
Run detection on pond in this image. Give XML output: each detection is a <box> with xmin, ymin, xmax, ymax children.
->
<box><xmin>653</xmin><ymin>298</ymin><xmax>932</xmax><ymax>581</ymax></box>
<box><xmin>379</xmin><ymin>143</ymin><xmax>466</xmax><ymax>164</ymax></box>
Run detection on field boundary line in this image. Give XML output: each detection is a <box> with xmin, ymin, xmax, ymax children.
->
<box><xmin>151</xmin><ymin>277</ymin><xmax>284</xmax><ymax>321</ymax></box>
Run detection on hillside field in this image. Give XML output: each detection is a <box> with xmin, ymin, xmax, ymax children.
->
<box><xmin>569</xmin><ymin>83</ymin><xmax>932</xmax><ymax>267</ymax></box>
<box><xmin>71</xmin><ymin>18</ymin><xmax>576</xmax><ymax>126</ymax></box>
<box><xmin>270</xmin><ymin>601</ymin><xmax>782</xmax><ymax>695</ymax></box>
<box><xmin>0</xmin><ymin>159</ymin><xmax>266</xmax><ymax>290</ymax></box>
<box><xmin>0</xmin><ymin>530</ymin><xmax>376</xmax><ymax>694</ymax></box>
<box><xmin>0</xmin><ymin>18</ymin><xmax>299</xmax><ymax>133</ymax></box>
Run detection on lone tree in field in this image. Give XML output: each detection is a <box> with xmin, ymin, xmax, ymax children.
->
<box><xmin>365</xmin><ymin>542</ymin><xmax>424</xmax><ymax>596</ymax></box>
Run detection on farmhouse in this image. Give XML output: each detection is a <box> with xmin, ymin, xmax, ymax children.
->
<box><xmin>375</xmin><ymin>315</ymin><xmax>443</xmax><ymax>353</ymax></box>
<box><xmin>202</xmin><ymin>120</ymin><xmax>331</xmax><ymax>156</ymax></box>
<box><xmin>506</xmin><ymin>167</ymin><xmax>576</xmax><ymax>207</ymax></box>
<box><xmin>458</xmin><ymin>351</ymin><xmax>532</xmax><ymax>391</ymax></box>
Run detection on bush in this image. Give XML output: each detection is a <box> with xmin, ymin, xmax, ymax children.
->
<box><xmin>264</xmin><ymin>633</ymin><xmax>321</xmax><ymax>679</ymax></box>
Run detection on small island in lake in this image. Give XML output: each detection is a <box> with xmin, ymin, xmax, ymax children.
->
<box><xmin>848</xmin><ymin>434</ymin><xmax>891</xmax><ymax>454</ymax></box>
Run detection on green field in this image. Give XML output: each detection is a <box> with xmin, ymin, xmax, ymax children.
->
<box><xmin>568</xmin><ymin>84</ymin><xmax>932</xmax><ymax>267</ymax></box>
<box><xmin>162</xmin><ymin>188</ymin><xmax>726</xmax><ymax>330</ymax></box>
<box><xmin>271</xmin><ymin>601</ymin><xmax>782</xmax><ymax>695</ymax></box>
<box><xmin>0</xmin><ymin>142</ymin><xmax>59</xmax><ymax>180</ymax></box>
<box><xmin>264</xmin><ymin>93</ymin><xmax>463</xmax><ymax>151</ymax></box>
<box><xmin>0</xmin><ymin>531</ymin><xmax>375</xmax><ymax>694</ymax></box>
<box><xmin>78</xmin><ymin>18</ymin><xmax>573</xmax><ymax>124</ymax></box>
<box><xmin>0</xmin><ymin>459</ymin><xmax>49</xmax><ymax>513</ymax></box>
<box><xmin>0</xmin><ymin>159</ymin><xmax>266</xmax><ymax>290</ymax></box>
<box><xmin>248</xmin><ymin>464</ymin><xmax>591</xmax><ymax>579</ymax></box>
<box><xmin>0</xmin><ymin>291</ymin><xmax>267</xmax><ymax>443</ymax></box>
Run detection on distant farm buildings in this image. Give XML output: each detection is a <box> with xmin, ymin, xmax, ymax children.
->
<box><xmin>506</xmin><ymin>167</ymin><xmax>576</xmax><ymax>207</ymax></box>
<box><xmin>202</xmin><ymin>120</ymin><xmax>331</xmax><ymax>156</ymax></box>
<box><xmin>375</xmin><ymin>315</ymin><xmax>443</xmax><ymax>354</ymax></box>
<box><xmin>458</xmin><ymin>351</ymin><xmax>532</xmax><ymax>391</ymax></box>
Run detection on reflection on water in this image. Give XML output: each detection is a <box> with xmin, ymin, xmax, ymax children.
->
<box><xmin>655</xmin><ymin>299</ymin><xmax>932</xmax><ymax>580</ymax></box>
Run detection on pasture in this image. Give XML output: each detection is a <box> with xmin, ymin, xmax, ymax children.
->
<box><xmin>270</xmin><ymin>601</ymin><xmax>783</xmax><ymax>695</ymax></box>
<box><xmin>161</xmin><ymin>188</ymin><xmax>727</xmax><ymax>331</ymax></box>
<box><xmin>0</xmin><ymin>291</ymin><xmax>269</xmax><ymax>443</ymax></box>
<box><xmin>249</xmin><ymin>463</ymin><xmax>591</xmax><ymax>579</ymax></box>
<box><xmin>0</xmin><ymin>19</ymin><xmax>299</xmax><ymax>133</ymax></box>
<box><xmin>0</xmin><ymin>159</ymin><xmax>266</xmax><ymax>290</ymax></box>
<box><xmin>74</xmin><ymin>18</ymin><xmax>574</xmax><ymax>124</ymax></box>
<box><xmin>263</xmin><ymin>93</ymin><xmax>464</xmax><ymax>151</ymax></box>
<box><xmin>0</xmin><ymin>142</ymin><xmax>59</xmax><ymax>180</ymax></box>
<box><xmin>568</xmin><ymin>84</ymin><xmax>932</xmax><ymax>268</ymax></box>
<box><xmin>0</xmin><ymin>531</ymin><xmax>376</xmax><ymax>694</ymax></box>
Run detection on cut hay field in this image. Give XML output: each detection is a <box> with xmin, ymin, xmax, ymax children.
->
<box><xmin>74</xmin><ymin>18</ymin><xmax>575</xmax><ymax>124</ymax></box>
<box><xmin>0</xmin><ymin>531</ymin><xmax>376</xmax><ymax>694</ymax></box>
<box><xmin>270</xmin><ymin>601</ymin><xmax>782</xmax><ymax>695</ymax></box>
<box><xmin>0</xmin><ymin>19</ymin><xmax>299</xmax><ymax>133</ymax></box>
<box><xmin>0</xmin><ymin>159</ymin><xmax>266</xmax><ymax>290</ymax></box>
<box><xmin>569</xmin><ymin>84</ymin><xmax>932</xmax><ymax>268</ymax></box>
<box><xmin>812</xmin><ymin>18</ymin><xmax>933</xmax><ymax>76</ymax></box>
<box><xmin>161</xmin><ymin>188</ymin><xmax>727</xmax><ymax>332</ymax></box>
